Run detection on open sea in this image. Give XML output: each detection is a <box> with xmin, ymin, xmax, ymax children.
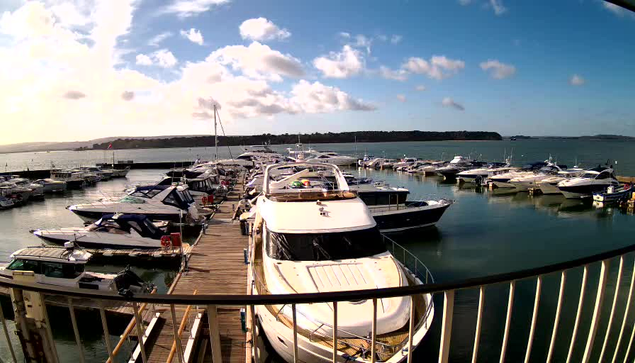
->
<box><xmin>1</xmin><ymin>139</ymin><xmax>635</xmax><ymax>362</ymax></box>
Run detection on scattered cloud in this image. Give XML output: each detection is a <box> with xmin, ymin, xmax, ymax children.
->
<box><xmin>402</xmin><ymin>56</ymin><xmax>465</xmax><ymax>80</ymax></box>
<box><xmin>379</xmin><ymin>66</ymin><xmax>408</xmax><ymax>81</ymax></box>
<box><xmin>458</xmin><ymin>0</ymin><xmax>473</xmax><ymax>5</ymax></box>
<box><xmin>290</xmin><ymin>80</ymin><xmax>376</xmax><ymax>112</ymax></box>
<box><xmin>396</xmin><ymin>94</ymin><xmax>406</xmax><ymax>102</ymax></box>
<box><xmin>489</xmin><ymin>0</ymin><xmax>507</xmax><ymax>15</ymax></box>
<box><xmin>180</xmin><ymin>28</ymin><xmax>204</xmax><ymax>45</ymax></box>
<box><xmin>570</xmin><ymin>74</ymin><xmax>586</xmax><ymax>86</ymax></box>
<box><xmin>313</xmin><ymin>45</ymin><xmax>364</xmax><ymax>79</ymax></box>
<box><xmin>239</xmin><ymin>18</ymin><xmax>290</xmax><ymax>42</ymax></box>
<box><xmin>338</xmin><ymin>32</ymin><xmax>351</xmax><ymax>39</ymax></box>
<box><xmin>159</xmin><ymin>0</ymin><xmax>230</xmax><ymax>18</ymax></box>
<box><xmin>352</xmin><ymin>34</ymin><xmax>372</xmax><ymax>54</ymax></box>
<box><xmin>63</xmin><ymin>91</ymin><xmax>86</xmax><ymax>100</ymax></box>
<box><xmin>210</xmin><ymin>42</ymin><xmax>304</xmax><ymax>81</ymax></box>
<box><xmin>121</xmin><ymin>91</ymin><xmax>135</xmax><ymax>101</ymax></box>
<box><xmin>442</xmin><ymin>97</ymin><xmax>465</xmax><ymax>111</ymax></box>
<box><xmin>136</xmin><ymin>49</ymin><xmax>178</xmax><ymax>68</ymax></box>
<box><xmin>390</xmin><ymin>35</ymin><xmax>403</xmax><ymax>44</ymax></box>
<box><xmin>149</xmin><ymin>32</ymin><xmax>173</xmax><ymax>47</ymax></box>
<box><xmin>480</xmin><ymin>59</ymin><xmax>516</xmax><ymax>79</ymax></box>
<box><xmin>415</xmin><ymin>85</ymin><xmax>426</xmax><ymax>91</ymax></box>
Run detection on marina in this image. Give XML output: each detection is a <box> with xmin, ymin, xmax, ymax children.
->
<box><xmin>2</xmin><ymin>141</ymin><xmax>635</xmax><ymax>363</ymax></box>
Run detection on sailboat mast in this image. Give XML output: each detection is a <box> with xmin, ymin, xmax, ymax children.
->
<box><xmin>214</xmin><ymin>104</ymin><xmax>218</xmax><ymax>161</ymax></box>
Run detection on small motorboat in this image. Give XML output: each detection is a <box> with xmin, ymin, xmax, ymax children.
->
<box><xmin>0</xmin><ymin>243</ymin><xmax>154</xmax><ymax>293</ymax></box>
<box><xmin>34</xmin><ymin>178</ymin><xmax>67</xmax><ymax>193</ymax></box>
<box><xmin>593</xmin><ymin>184</ymin><xmax>632</xmax><ymax>203</ymax></box>
<box><xmin>33</xmin><ymin>214</ymin><xmax>169</xmax><ymax>249</ymax></box>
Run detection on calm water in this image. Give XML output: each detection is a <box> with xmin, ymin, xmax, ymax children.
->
<box><xmin>2</xmin><ymin>139</ymin><xmax>635</xmax><ymax>175</ymax></box>
<box><xmin>1</xmin><ymin>141</ymin><xmax>635</xmax><ymax>361</ymax></box>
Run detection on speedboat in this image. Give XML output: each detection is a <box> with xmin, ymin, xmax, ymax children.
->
<box><xmin>33</xmin><ymin>178</ymin><xmax>67</xmax><ymax>193</ymax></box>
<box><xmin>558</xmin><ymin>168</ymin><xmax>620</xmax><ymax>199</ymax></box>
<box><xmin>0</xmin><ymin>244</ymin><xmax>153</xmax><ymax>293</ymax></box>
<box><xmin>251</xmin><ymin>163</ymin><xmax>434</xmax><ymax>362</ymax></box>
<box><xmin>456</xmin><ymin>162</ymin><xmax>513</xmax><ymax>184</ymax></box>
<box><xmin>537</xmin><ymin>168</ymin><xmax>585</xmax><ymax>195</ymax></box>
<box><xmin>508</xmin><ymin>163</ymin><xmax>565</xmax><ymax>192</ymax></box>
<box><xmin>392</xmin><ymin>157</ymin><xmax>418</xmax><ymax>171</ymax></box>
<box><xmin>68</xmin><ymin>185</ymin><xmax>201</xmax><ymax>223</ymax></box>
<box><xmin>420</xmin><ymin>161</ymin><xmax>447</xmax><ymax>176</ymax></box>
<box><xmin>11</xmin><ymin>178</ymin><xmax>45</xmax><ymax>199</ymax></box>
<box><xmin>33</xmin><ymin>214</ymin><xmax>167</xmax><ymax>249</ymax></box>
<box><xmin>352</xmin><ymin>182</ymin><xmax>452</xmax><ymax>232</ymax></box>
<box><xmin>436</xmin><ymin>156</ymin><xmax>481</xmax><ymax>180</ymax></box>
<box><xmin>488</xmin><ymin>161</ymin><xmax>548</xmax><ymax>188</ymax></box>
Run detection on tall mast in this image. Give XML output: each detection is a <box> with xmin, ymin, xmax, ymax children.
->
<box><xmin>214</xmin><ymin>104</ymin><xmax>218</xmax><ymax>161</ymax></box>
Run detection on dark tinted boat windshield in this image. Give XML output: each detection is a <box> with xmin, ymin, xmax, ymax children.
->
<box><xmin>266</xmin><ymin>227</ymin><xmax>387</xmax><ymax>261</ymax></box>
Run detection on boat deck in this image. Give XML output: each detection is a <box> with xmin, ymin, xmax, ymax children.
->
<box><xmin>146</xmin><ymin>179</ymin><xmax>250</xmax><ymax>363</ymax></box>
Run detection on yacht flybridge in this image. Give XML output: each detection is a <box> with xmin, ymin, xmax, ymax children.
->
<box><xmin>250</xmin><ymin>163</ymin><xmax>434</xmax><ymax>362</ymax></box>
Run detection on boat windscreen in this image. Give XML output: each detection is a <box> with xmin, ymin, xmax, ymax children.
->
<box><xmin>266</xmin><ymin>228</ymin><xmax>387</xmax><ymax>261</ymax></box>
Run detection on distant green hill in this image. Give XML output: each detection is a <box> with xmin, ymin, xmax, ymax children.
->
<box><xmin>89</xmin><ymin>130</ymin><xmax>503</xmax><ymax>150</ymax></box>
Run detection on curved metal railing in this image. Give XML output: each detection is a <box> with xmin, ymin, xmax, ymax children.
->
<box><xmin>2</xmin><ymin>241</ymin><xmax>635</xmax><ymax>362</ymax></box>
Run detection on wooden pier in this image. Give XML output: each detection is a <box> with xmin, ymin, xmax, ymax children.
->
<box><xmin>144</xmin><ymin>179</ymin><xmax>250</xmax><ymax>363</ymax></box>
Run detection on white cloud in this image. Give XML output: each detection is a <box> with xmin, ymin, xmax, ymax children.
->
<box><xmin>396</xmin><ymin>94</ymin><xmax>406</xmax><ymax>102</ymax></box>
<box><xmin>136</xmin><ymin>49</ymin><xmax>178</xmax><ymax>68</ymax></box>
<box><xmin>239</xmin><ymin>17</ymin><xmax>290</xmax><ymax>42</ymax></box>
<box><xmin>0</xmin><ymin>1</ymin><xmax>374</xmax><ymax>145</ymax></box>
<box><xmin>180</xmin><ymin>28</ymin><xmax>204</xmax><ymax>45</ymax></box>
<box><xmin>149</xmin><ymin>32</ymin><xmax>173</xmax><ymax>47</ymax></box>
<box><xmin>458</xmin><ymin>0</ymin><xmax>473</xmax><ymax>5</ymax></box>
<box><xmin>313</xmin><ymin>45</ymin><xmax>364</xmax><ymax>79</ymax></box>
<box><xmin>160</xmin><ymin>0</ymin><xmax>230</xmax><ymax>18</ymax></box>
<box><xmin>570</xmin><ymin>74</ymin><xmax>586</xmax><ymax>86</ymax></box>
<box><xmin>402</xmin><ymin>56</ymin><xmax>465</xmax><ymax>80</ymax></box>
<box><xmin>479</xmin><ymin>59</ymin><xmax>516</xmax><ymax>79</ymax></box>
<box><xmin>442</xmin><ymin>97</ymin><xmax>465</xmax><ymax>111</ymax></box>
<box><xmin>489</xmin><ymin>0</ymin><xmax>507</xmax><ymax>15</ymax></box>
<box><xmin>390</xmin><ymin>35</ymin><xmax>403</xmax><ymax>44</ymax></box>
<box><xmin>353</xmin><ymin>34</ymin><xmax>372</xmax><ymax>54</ymax></box>
<box><xmin>415</xmin><ymin>85</ymin><xmax>426</xmax><ymax>91</ymax></box>
<box><xmin>379</xmin><ymin>66</ymin><xmax>408</xmax><ymax>81</ymax></box>
<box><xmin>136</xmin><ymin>54</ymin><xmax>153</xmax><ymax>65</ymax></box>
<box><xmin>210</xmin><ymin>42</ymin><xmax>304</xmax><ymax>81</ymax></box>
<box><xmin>338</xmin><ymin>32</ymin><xmax>351</xmax><ymax>39</ymax></box>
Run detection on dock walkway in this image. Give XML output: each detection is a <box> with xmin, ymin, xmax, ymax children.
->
<box><xmin>145</xmin><ymin>180</ymin><xmax>249</xmax><ymax>363</ymax></box>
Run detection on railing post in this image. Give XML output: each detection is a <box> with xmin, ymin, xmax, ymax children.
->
<box><xmin>581</xmin><ymin>259</ymin><xmax>610</xmax><ymax>363</ymax></box>
<box><xmin>371</xmin><ymin>298</ymin><xmax>377</xmax><ymax>363</ymax></box>
<box><xmin>547</xmin><ymin>271</ymin><xmax>567</xmax><ymax>363</ymax></box>
<box><xmin>566</xmin><ymin>265</ymin><xmax>589</xmax><ymax>363</ymax></box>
<box><xmin>98</xmin><ymin>300</ymin><xmax>114</xmax><ymax>362</ymax></box>
<box><xmin>292</xmin><ymin>304</ymin><xmax>298</xmax><ymax>363</ymax></box>
<box><xmin>599</xmin><ymin>256</ymin><xmax>624</xmax><ymax>362</ymax></box>
<box><xmin>471</xmin><ymin>286</ymin><xmax>485</xmax><ymax>363</ymax></box>
<box><xmin>439</xmin><ymin>290</ymin><xmax>455</xmax><ymax>363</ymax></box>
<box><xmin>407</xmin><ymin>296</ymin><xmax>415</xmax><ymax>363</ymax></box>
<box><xmin>612</xmin><ymin>257</ymin><xmax>635</xmax><ymax>363</ymax></box>
<box><xmin>0</xmin><ymin>298</ymin><xmax>18</xmax><ymax>363</ymax></box>
<box><xmin>207</xmin><ymin>305</ymin><xmax>222</xmax><ymax>363</ymax></box>
<box><xmin>332</xmin><ymin>301</ymin><xmax>338</xmax><ymax>363</ymax></box>
<box><xmin>132</xmin><ymin>302</ymin><xmax>148</xmax><ymax>363</ymax></box>
<box><xmin>499</xmin><ymin>281</ymin><xmax>515</xmax><ymax>363</ymax></box>
<box><xmin>67</xmin><ymin>297</ymin><xmax>86</xmax><ymax>363</ymax></box>
<box><xmin>524</xmin><ymin>276</ymin><xmax>542</xmax><ymax>363</ymax></box>
<box><xmin>170</xmin><ymin>304</ymin><xmax>185</xmax><ymax>363</ymax></box>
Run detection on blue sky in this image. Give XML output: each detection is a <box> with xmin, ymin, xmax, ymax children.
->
<box><xmin>0</xmin><ymin>0</ymin><xmax>634</xmax><ymax>144</ymax></box>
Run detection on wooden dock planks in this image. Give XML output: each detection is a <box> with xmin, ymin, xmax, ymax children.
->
<box><xmin>147</xmin><ymin>180</ymin><xmax>250</xmax><ymax>363</ymax></box>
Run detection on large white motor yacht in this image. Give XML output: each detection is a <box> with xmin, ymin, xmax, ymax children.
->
<box><xmin>557</xmin><ymin>167</ymin><xmax>620</xmax><ymax>199</ymax></box>
<box><xmin>306</xmin><ymin>150</ymin><xmax>358</xmax><ymax>166</ymax></box>
<box><xmin>68</xmin><ymin>185</ymin><xmax>200</xmax><ymax>223</ymax></box>
<box><xmin>251</xmin><ymin>163</ymin><xmax>434</xmax><ymax>363</ymax></box>
<box><xmin>537</xmin><ymin>168</ymin><xmax>584</xmax><ymax>194</ymax></box>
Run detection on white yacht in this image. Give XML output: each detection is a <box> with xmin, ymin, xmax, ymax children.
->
<box><xmin>68</xmin><ymin>185</ymin><xmax>200</xmax><ymax>223</ymax></box>
<box><xmin>51</xmin><ymin>169</ymin><xmax>86</xmax><ymax>189</ymax></box>
<box><xmin>488</xmin><ymin>161</ymin><xmax>548</xmax><ymax>188</ymax></box>
<box><xmin>251</xmin><ymin>163</ymin><xmax>434</xmax><ymax>363</ymax></box>
<box><xmin>33</xmin><ymin>214</ymin><xmax>166</xmax><ymax>249</ymax></box>
<box><xmin>11</xmin><ymin>178</ymin><xmax>45</xmax><ymax>199</ymax></box>
<box><xmin>33</xmin><ymin>178</ymin><xmax>67</xmax><ymax>193</ymax></box>
<box><xmin>236</xmin><ymin>145</ymin><xmax>283</xmax><ymax>163</ymax></box>
<box><xmin>508</xmin><ymin>163</ymin><xmax>564</xmax><ymax>192</ymax></box>
<box><xmin>558</xmin><ymin>168</ymin><xmax>620</xmax><ymax>199</ymax></box>
<box><xmin>392</xmin><ymin>157</ymin><xmax>418</xmax><ymax>171</ymax></box>
<box><xmin>306</xmin><ymin>150</ymin><xmax>358</xmax><ymax>166</ymax></box>
<box><xmin>436</xmin><ymin>156</ymin><xmax>481</xmax><ymax>179</ymax></box>
<box><xmin>537</xmin><ymin>168</ymin><xmax>585</xmax><ymax>195</ymax></box>
<box><xmin>0</xmin><ymin>244</ymin><xmax>153</xmax><ymax>292</ymax></box>
<box><xmin>456</xmin><ymin>161</ymin><xmax>513</xmax><ymax>184</ymax></box>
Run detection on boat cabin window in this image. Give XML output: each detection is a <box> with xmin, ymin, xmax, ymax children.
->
<box><xmin>130</xmin><ymin>188</ymin><xmax>163</xmax><ymax>198</ymax></box>
<box><xmin>7</xmin><ymin>259</ymin><xmax>41</xmax><ymax>273</ymax></box>
<box><xmin>596</xmin><ymin>171</ymin><xmax>614</xmax><ymax>180</ymax></box>
<box><xmin>358</xmin><ymin>193</ymin><xmax>407</xmax><ymax>206</ymax></box>
<box><xmin>42</xmin><ymin>262</ymin><xmax>84</xmax><ymax>279</ymax></box>
<box><xmin>266</xmin><ymin>227</ymin><xmax>387</xmax><ymax>261</ymax></box>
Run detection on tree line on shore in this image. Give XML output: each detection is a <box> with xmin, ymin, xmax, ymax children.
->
<box><xmin>89</xmin><ymin>130</ymin><xmax>502</xmax><ymax>150</ymax></box>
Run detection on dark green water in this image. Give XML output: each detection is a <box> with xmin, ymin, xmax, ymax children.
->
<box><xmin>2</xmin><ymin>139</ymin><xmax>635</xmax><ymax>361</ymax></box>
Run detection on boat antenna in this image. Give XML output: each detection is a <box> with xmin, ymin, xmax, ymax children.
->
<box><xmin>213</xmin><ymin>104</ymin><xmax>218</xmax><ymax>161</ymax></box>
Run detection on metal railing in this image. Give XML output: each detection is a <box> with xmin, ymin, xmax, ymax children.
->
<box><xmin>3</xmin><ymin>242</ymin><xmax>635</xmax><ymax>362</ymax></box>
